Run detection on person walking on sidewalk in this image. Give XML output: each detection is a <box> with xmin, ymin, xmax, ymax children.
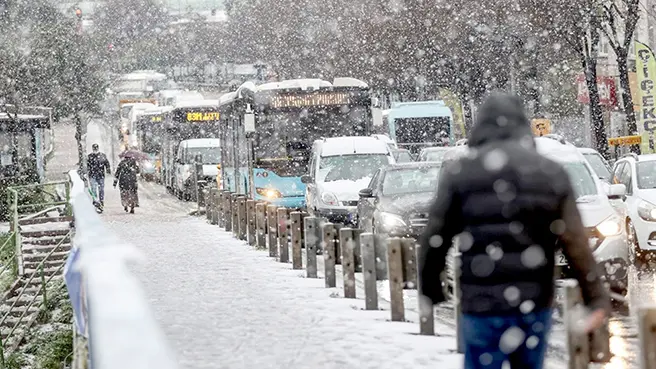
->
<box><xmin>418</xmin><ymin>93</ymin><xmax>610</xmax><ymax>369</ymax></box>
<box><xmin>113</xmin><ymin>156</ymin><xmax>140</xmax><ymax>214</ymax></box>
<box><xmin>87</xmin><ymin>143</ymin><xmax>111</xmax><ymax>207</ymax></box>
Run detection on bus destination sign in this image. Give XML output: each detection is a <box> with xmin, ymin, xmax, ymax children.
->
<box><xmin>150</xmin><ymin>115</ymin><xmax>163</xmax><ymax>123</ymax></box>
<box><xmin>270</xmin><ymin>92</ymin><xmax>350</xmax><ymax>108</ymax></box>
<box><xmin>186</xmin><ymin>112</ymin><xmax>220</xmax><ymax>122</ymax></box>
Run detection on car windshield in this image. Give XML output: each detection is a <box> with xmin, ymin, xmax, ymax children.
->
<box><xmin>382</xmin><ymin>166</ymin><xmax>440</xmax><ymax>196</ymax></box>
<box><xmin>562</xmin><ymin>162</ymin><xmax>598</xmax><ymax>198</ymax></box>
<box><xmin>318</xmin><ymin>154</ymin><xmax>388</xmax><ymax>182</ymax></box>
<box><xmin>394</xmin><ymin>151</ymin><xmax>413</xmax><ymax>163</ymax></box>
<box><xmin>583</xmin><ymin>153</ymin><xmax>611</xmax><ymax>181</ymax></box>
<box><xmin>186</xmin><ymin>147</ymin><xmax>221</xmax><ymax>164</ymax></box>
<box><xmin>422</xmin><ymin>149</ymin><xmax>448</xmax><ymax>162</ymax></box>
<box><xmin>637</xmin><ymin>161</ymin><xmax>656</xmax><ymax>189</ymax></box>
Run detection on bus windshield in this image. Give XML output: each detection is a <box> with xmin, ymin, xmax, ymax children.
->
<box><xmin>186</xmin><ymin>147</ymin><xmax>221</xmax><ymax>164</ymax></box>
<box><xmin>395</xmin><ymin>117</ymin><xmax>450</xmax><ymax>146</ymax></box>
<box><xmin>253</xmin><ymin>106</ymin><xmax>369</xmax><ymax>176</ymax></box>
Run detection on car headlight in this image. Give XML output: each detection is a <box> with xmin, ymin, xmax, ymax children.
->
<box><xmin>596</xmin><ymin>215</ymin><xmax>622</xmax><ymax>237</ymax></box>
<box><xmin>380</xmin><ymin>212</ymin><xmax>406</xmax><ymax>230</ymax></box>
<box><xmin>321</xmin><ymin>192</ymin><xmax>339</xmax><ymax>206</ymax></box>
<box><xmin>256</xmin><ymin>187</ymin><xmax>282</xmax><ymax>199</ymax></box>
<box><xmin>637</xmin><ymin>200</ymin><xmax>656</xmax><ymax>221</ymax></box>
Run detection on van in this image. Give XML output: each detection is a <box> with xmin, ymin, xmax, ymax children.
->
<box><xmin>302</xmin><ymin>136</ymin><xmax>396</xmax><ymax>224</ymax></box>
<box><xmin>174</xmin><ymin>138</ymin><xmax>221</xmax><ymax>200</ymax></box>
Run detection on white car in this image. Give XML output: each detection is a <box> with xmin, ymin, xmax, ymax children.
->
<box><xmin>443</xmin><ymin>136</ymin><xmax>629</xmax><ymax>299</ymax></box>
<box><xmin>302</xmin><ymin>136</ymin><xmax>396</xmax><ymax>225</ymax></box>
<box><xmin>611</xmin><ymin>153</ymin><xmax>656</xmax><ymax>265</ymax></box>
<box><xmin>578</xmin><ymin>147</ymin><xmax>613</xmax><ymax>183</ymax></box>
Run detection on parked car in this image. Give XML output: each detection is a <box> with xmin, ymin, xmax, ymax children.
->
<box><xmin>391</xmin><ymin>148</ymin><xmax>414</xmax><ymax>163</ymax></box>
<box><xmin>441</xmin><ymin>136</ymin><xmax>629</xmax><ymax>300</ymax></box>
<box><xmin>417</xmin><ymin>146</ymin><xmax>451</xmax><ymax>163</ymax></box>
<box><xmin>302</xmin><ymin>136</ymin><xmax>396</xmax><ymax>224</ymax></box>
<box><xmin>174</xmin><ymin>138</ymin><xmax>221</xmax><ymax>200</ymax></box>
<box><xmin>579</xmin><ymin>147</ymin><xmax>613</xmax><ymax>183</ymax></box>
<box><xmin>611</xmin><ymin>152</ymin><xmax>656</xmax><ymax>265</ymax></box>
<box><xmin>356</xmin><ymin>162</ymin><xmax>441</xmax><ymax>238</ymax></box>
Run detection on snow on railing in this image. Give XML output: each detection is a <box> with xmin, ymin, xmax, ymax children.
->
<box><xmin>67</xmin><ymin>170</ymin><xmax>178</xmax><ymax>369</ymax></box>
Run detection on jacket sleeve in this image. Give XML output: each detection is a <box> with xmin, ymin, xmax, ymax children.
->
<box><xmin>418</xmin><ymin>162</ymin><xmax>463</xmax><ymax>305</ymax></box>
<box><xmin>113</xmin><ymin>162</ymin><xmax>123</xmax><ymax>186</ymax></box>
<box><xmin>558</xmin><ymin>178</ymin><xmax>611</xmax><ymax>313</ymax></box>
<box><xmin>103</xmin><ymin>154</ymin><xmax>111</xmax><ymax>174</ymax></box>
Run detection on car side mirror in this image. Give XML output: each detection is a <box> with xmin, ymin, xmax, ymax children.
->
<box><xmin>607</xmin><ymin>184</ymin><xmax>626</xmax><ymax>200</ymax></box>
<box><xmin>300</xmin><ymin>174</ymin><xmax>313</xmax><ymax>184</ymax></box>
<box><xmin>359</xmin><ymin>188</ymin><xmax>374</xmax><ymax>198</ymax></box>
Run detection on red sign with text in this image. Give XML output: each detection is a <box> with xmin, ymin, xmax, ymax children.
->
<box><xmin>577</xmin><ymin>74</ymin><xmax>617</xmax><ymax>107</ymax></box>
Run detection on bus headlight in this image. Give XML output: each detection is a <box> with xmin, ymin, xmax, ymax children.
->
<box><xmin>256</xmin><ymin>187</ymin><xmax>282</xmax><ymax>199</ymax></box>
<box><xmin>596</xmin><ymin>215</ymin><xmax>622</xmax><ymax>237</ymax></box>
<box><xmin>321</xmin><ymin>192</ymin><xmax>339</xmax><ymax>206</ymax></box>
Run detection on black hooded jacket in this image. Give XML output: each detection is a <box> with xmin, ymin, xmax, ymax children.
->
<box><xmin>418</xmin><ymin>93</ymin><xmax>610</xmax><ymax>315</ymax></box>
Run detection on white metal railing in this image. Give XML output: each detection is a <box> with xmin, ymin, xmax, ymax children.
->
<box><xmin>67</xmin><ymin>170</ymin><xmax>178</xmax><ymax>369</ymax></box>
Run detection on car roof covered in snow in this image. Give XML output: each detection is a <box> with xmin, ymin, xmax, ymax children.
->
<box><xmin>318</xmin><ymin>136</ymin><xmax>391</xmax><ymax>157</ymax></box>
<box><xmin>180</xmin><ymin>138</ymin><xmax>221</xmax><ymax>148</ymax></box>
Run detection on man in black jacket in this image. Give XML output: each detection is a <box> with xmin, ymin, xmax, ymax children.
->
<box><xmin>419</xmin><ymin>93</ymin><xmax>610</xmax><ymax>369</ymax></box>
<box><xmin>87</xmin><ymin>143</ymin><xmax>111</xmax><ymax>207</ymax></box>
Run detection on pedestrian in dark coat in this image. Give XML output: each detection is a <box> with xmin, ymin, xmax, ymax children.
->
<box><xmin>113</xmin><ymin>157</ymin><xmax>139</xmax><ymax>213</ymax></box>
<box><xmin>418</xmin><ymin>93</ymin><xmax>610</xmax><ymax>369</ymax></box>
<box><xmin>87</xmin><ymin>143</ymin><xmax>111</xmax><ymax>206</ymax></box>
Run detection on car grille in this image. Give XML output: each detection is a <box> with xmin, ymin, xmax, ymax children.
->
<box><xmin>409</xmin><ymin>213</ymin><xmax>429</xmax><ymax>228</ymax></box>
<box><xmin>341</xmin><ymin>201</ymin><xmax>358</xmax><ymax>207</ymax></box>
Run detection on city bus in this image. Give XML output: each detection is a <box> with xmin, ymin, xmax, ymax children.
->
<box><xmin>219</xmin><ymin>77</ymin><xmax>374</xmax><ymax>208</ymax></box>
<box><xmin>160</xmin><ymin>100</ymin><xmax>221</xmax><ymax>197</ymax></box>
<box><xmin>135</xmin><ymin>106</ymin><xmax>170</xmax><ymax>181</ymax></box>
<box><xmin>386</xmin><ymin>100</ymin><xmax>455</xmax><ymax>153</ymax></box>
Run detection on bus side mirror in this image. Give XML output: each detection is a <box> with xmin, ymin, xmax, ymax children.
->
<box><xmin>244</xmin><ymin>113</ymin><xmax>255</xmax><ymax>133</ymax></box>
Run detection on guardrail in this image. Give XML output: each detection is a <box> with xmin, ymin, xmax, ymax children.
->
<box><xmin>66</xmin><ymin>170</ymin><xmax>178</xmax><ymax>369</ymax></box>
<box><xmin>204</xmin><ymin>189</ymin><xmax>656</xmax><ymax>369</ymax></box>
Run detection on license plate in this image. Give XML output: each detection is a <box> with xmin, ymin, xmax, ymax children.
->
<box><xmin>555</xmin><ymin>250</ymin><xmax>567</xmax><ymax>266</ymax></box>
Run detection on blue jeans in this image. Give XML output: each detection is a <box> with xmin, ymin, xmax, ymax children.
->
<box><xmin>89</xmin><ymin>176</ymin><xmax>105</xmax><ymax>204</ymax></box>
<box><xmin>462</xmin><ymin>309</ymin><xmax>552</xmax><ymax>369</ymax></box>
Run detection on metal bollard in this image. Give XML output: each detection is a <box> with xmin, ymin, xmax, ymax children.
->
<box><xmin>266</xmin><ymin>204</ymin><xmax>278</xmax><ymax>257</ymax></box>
<box><xmin>322</xmin><ymin>223</ymin><xmax>337</xmax><ymax>288</ymax></box>
<box><xmin>387</xmin><ymin>237</ymin><xmax>405</xmax><ymax>322</ymax></box>
<box><xmin>290</xmin><ymin>212</ymin><xmax>303</xmax><ymax>269</ymax></box>
<box><xmin>218</xmin><ymin>191</ymin><xmax>226</xmax><ymax>228</ymax></box>
<box><xmin>231</xmin><ymin>194</ymin><xmax>240</xmax><ymax>238</ymax></box>
<box><xmin>360</xmin><ymin>233</ymin><xmax>378</xmax><ymax>310</ymax></box>
<box><xmin>453</xmin><ymin>246</ymin><xmax>463</xmax><ymax>353</ymax></box>
<box><xmin>339</xmin><ymin>228</ymin><xmax>356</xmax><ymax>299</ymax></box>
<box><xmin>400</xmin><ymin>238</ymin><xmax>417</xmax><ymax>289</ymax></box>
<box><xmin>304</xmin><ymin>216</ymin><xmax>320</xmax><ymax>278</ymax></box>
<box><xmin>246</xmin><ymin>199</ymin><xmax>256</xmax><ymax>246</ymax></box>
<box><xmin>277</xmin><ymin>208</ymin><xmax>290</xmax><ymax>263</ymax></box>
<box><xmin>255</xmin><ymin>202</ymin><xmax>267</xmax><ymax>249</ymax></box>
<box><xmin>374</xmin><ymin>234</ymin><xmax>388</xmax><ymax>280</ymax></box>
<box><xmin>210</xmin><ymin>189</ymin><xmax>219</xmax><ymax>225</ymax></box>
<box><xmin>563</xmin><ymin>279</ymin><xmax>589</xmax><ymax>369</ymax></box>
<box><xmin>638</xmin><ymin>306</ymin><xmax>656</xmax><ymax>369</ymax></box>
<box><xmin>224</xmin><ymin>192</ymin><xmax>232</xmax><ymax>232</ymax></box>
<box><xmin>417</xmin><ymin>242</ymin><xmax>434</xmax><ymax>335</ymax></box>
<box><xmin>206</xmin><ymin>189</ymin><xmax>213</xmax><ymax>221</ymax></box>
<box><xmin>237</xmin><ymin>196</ymin><xmax>247</xmax><ymax>241</ymax></box>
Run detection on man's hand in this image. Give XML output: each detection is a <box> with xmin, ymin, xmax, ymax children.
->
<box><xmin>584</xmin><ymin>308</ymin><xmax>607</xmax><ymax>333</ymax></box>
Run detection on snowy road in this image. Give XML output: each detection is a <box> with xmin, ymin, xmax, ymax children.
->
<box><xmin>87</xmin><ymin>121</ymin><xmax>463</xmax><ymax>369</ymax></box>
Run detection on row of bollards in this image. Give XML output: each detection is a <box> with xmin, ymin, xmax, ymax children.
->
<box><xmin>202</xmin><ymin>189</ymin><xmax>656</xmax><ymax>368</ymax></box>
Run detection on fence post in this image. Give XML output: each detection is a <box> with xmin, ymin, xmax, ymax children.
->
<box><xmin>453</xmin><ymin>247</ymin><xmax>463</xmax><ymax>353</ymax></box>
<box><xmin>339</xmin><ymin>228</ymin><xmax>356</xmax><ymax>298</ymax></box>
<box><xmin>277</xmin><ymin>208</ymin><xmax>290</xmax><ymax>263</ymax></box>
<box><xmin>304</xmin><ymin>216</ymin><xmax>320</xmax><ymax>278</ymax></box>
<box><xmin>231</xmin><ymin>194</ymin><xmax>240</xmax><ymax>238</ymax></box>
<box><xmin>352</xmin><ymin>228</ymin><xmax>363</xmax><ymax>273</ymax></box>
<box><xmin>400</xmin><ymin>238</ymin><xmax>418</xmax><ymax>289</ymax></box>
<box><xmin>374</xmin><ymin>234</ymin><xmax>388</xmax><ymax>280</ymax></box>
<box><xmin>211</xmin><ymin>189</ymin><xmax>220</xmax><ymax>225</ymax></box>
<box><xmin>563</xmin><ymin>279</ymin><xmax>589</xmax><ymax>369</ymax></box>
<box><xmin>237</xmin><ymin>196</ymin><xmax>247</xmax><ymax>241</ymax></box>
<box><xmin>255</xmin><ymin>202</ymin><xmax>267</xmax><ymax>250</ymax></box>
<box><xmin>387</xmin><ymin>237</ymin><xmax>405</xmax><ymax>322</ymax></box>
<box><xmin>589</xmin><ymin>318</ymin><xmax>611</xmax><ymax>363</ymax></box>
<box><xmin>218</xmin><ymin>191</ymin><xmax>226</xmax><ymax>228</ymax></box>
<box><xmin>266</xmin><ymin>204</ymin><xmax>278</xmax><ymax>257</ymax></box>
<box><xmin>224</xmin><ymin>192</ymin><xmax>232</xmax><ymax>232</ymax></box>
<box><xmin>290</xmin><ymin>212</ymin><xmax>303</xmax><ymax>269</ymax></box>
<box><xmin>360</xmin><ymin>233</ymin><xmax>378</xmax><ymax>310</ymax></box>
<box><xmin>322</xmin><ymin>223</ymin><xmax>337</xmax><ymax>288</ymax></box>
<box><xmin>246</xmin><ymin>199</ymin><xmax>256</xmax><ymax>246</ymax></box>
<box><xmin>417</xmin><ymin>242</ymin><xmax>434</xmax><ymax>335</ymax></box>
<box><xmin>638</xmin><ymin>306</ymin><xmax>656</xmax><ymax>369</ymax></box>
<box><xmin>206</xmin><ymin>189</ymin><xmax>213</xmax><ymax>221</ymax></box>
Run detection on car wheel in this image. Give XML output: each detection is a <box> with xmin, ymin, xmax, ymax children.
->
<box><xmin>627</xmin><ymin>219</ymin><xmax>643</xmax><ymax>267</ymax></box>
